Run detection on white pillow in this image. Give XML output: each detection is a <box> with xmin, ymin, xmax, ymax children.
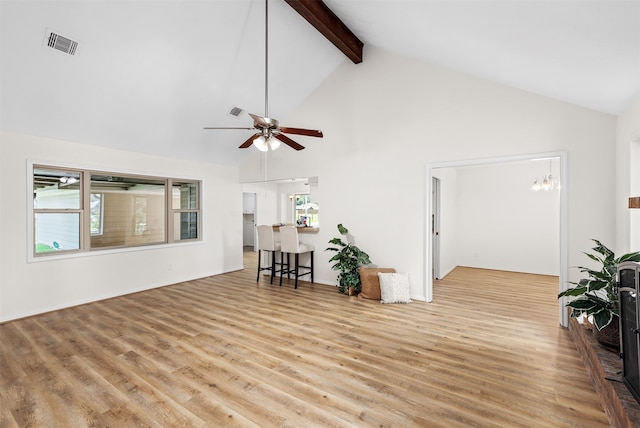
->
<box><xmin>377</xmin><ymin>272</ymin><xmax>411</xmax><ymax>304</ymax></box>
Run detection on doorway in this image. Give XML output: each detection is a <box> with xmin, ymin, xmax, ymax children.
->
<box><xmin>426</xmin><ymin>151</ymin><xmax>568</xmax><ymax>326</ymax></box>
<box><xmin>243</xmin><ymin>192</ymin><xmax>256</xmax><ymax>250</ymax></box>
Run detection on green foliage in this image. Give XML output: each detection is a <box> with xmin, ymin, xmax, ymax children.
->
<box><xmin>35</xmin><ymin>242</ymin><xmax>55</xmax><ymax>253</ymax></box>
<box><xmin>325</xmin><ymin>224</ymin><xmax>372</xmax><ymax>294</ymax></box>
<box><xmin>558</xmin><ymin>239</ymin><xmax>640</xmax><ymax>330</ymax></box>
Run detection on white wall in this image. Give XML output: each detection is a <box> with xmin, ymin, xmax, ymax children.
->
<box><xmin>615</xmin><ymin>94</ymin><xmax>640</xmax><ymax>253</ymax></box>
<box><xmin>632</xmin><ymin>140</ymin><xmax>640</xmax><ymax>251</ymax></box>
<box><xmin>0</xmin><ymin>131</ymin><xmax>243</xmax><ymax>322</ymax></box>
<box><xmin>240</xmin><ymin>47</ymin><xmax>616</xmax><ymax>300</ymax></box>
<box><xmin>454</xmin><ymin>160</ymin><xmax>560</xmax><ymax>275</ymax></box>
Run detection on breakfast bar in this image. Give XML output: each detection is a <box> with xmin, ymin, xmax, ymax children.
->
<box><xmin>271</xmin><ymin>225</ymin><xmax>319</xmax><ymax>233</ymax></box>
<box><xmin>261</xmin><ymin>225</ymin><xmax>320</xmax><ymax>282</ymax></box>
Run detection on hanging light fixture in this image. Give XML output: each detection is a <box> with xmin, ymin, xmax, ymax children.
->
<box><xmin>252</xmin><ymin>131</ymin><xmax>281</xmax><ymax>152</ymax></box>
<box><xmin>268</xmin><ymin>137</ymin><xmax>281</xmax><ymax>150</ymax></box>
<box><xmin>531</xmin><ymin>159</ymin><xmax>559</xmax><ymax>191</ymax></box>
<box><xmin>252</xmin><ymin>135</ymin><xmax>268</xmax><ymax>152</ymax></box>
<box><xmin>531</xmin><ymin>179</ymin><xmax>542</xmax><ymax>191</ymax></box>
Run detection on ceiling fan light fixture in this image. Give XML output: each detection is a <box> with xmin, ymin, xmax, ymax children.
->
<box><xmin>253</xmin><ymin>135</ymin><xmax>269</xmax><ymax>152</ymax></box>
<box><xmin>253</xmin><ymin>135</ymin><xmax>281</xmax><ymax>152</ymax></box>
<box><xmin>59</xmin><ymin>176</ymin><xmax>77</xmax><ymax>185</ymax></box>
<box><xmin>268</xmin><ymin>137</ymin><xmax>281</xmax><ymax>151</ymax></box>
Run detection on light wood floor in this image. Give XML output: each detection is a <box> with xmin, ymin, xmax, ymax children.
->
<box><xmin>1</xmin><ymin>252</ymin><xmax>609</xmax><ymax>427</ymax></box>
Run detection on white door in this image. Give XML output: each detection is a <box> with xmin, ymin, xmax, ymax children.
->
<box><xmin>242</xmin><ymin>192</ymin><xmax>257</xmax><ymax>248</ymax></box>
<box><xmin>243</xmin><ymin>214</ymin><xmax>255</xmax><ymax>246</ymax></box>
<box><xmin>432</xmin><ymin>177</ymin><xmax>441</xmax><ymax>280</ymax></box>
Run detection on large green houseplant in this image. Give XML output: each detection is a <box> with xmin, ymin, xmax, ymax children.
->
<box><xmin>558</xmin><ymin>239</ymin><xmax>640</xmax><ymax>349</ymax></box>
<box><xmin>326</xmin><ymin>224</ymin><xmax>372</xmax><ymax>295</ymax></box>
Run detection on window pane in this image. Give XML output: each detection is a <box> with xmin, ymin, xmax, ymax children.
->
<box><xmin>90</xmin><ymin>193</ymin><xmax>103</xmax><ymax>235</ymax></box>
<box><xmin>33</xmin><ymin>168</ymin><xmax>81</xmax><ymax>209</ymax></box>
<box><xmin>90</xmin><ymin>174</ymin><xmax>165</xmax><ymax>248</ymax></box>
<box><xmin>35</xmin><ymin>213</ymin><xmax>80</xmax><ymax>253</ymax></box>
<box><xmin>174</xmin><ymin>212</ymin><xmax>198</xmax><ymax>240</ymax></box>
<box><xmin>294</xmin><ymin>194</ymin><xmax>319</xmax><ymax>227</ymax></box>
<box><xmin>172</xmin><ymin>182</ymin><xmax>198</xmax><ymax>210</ymax></box>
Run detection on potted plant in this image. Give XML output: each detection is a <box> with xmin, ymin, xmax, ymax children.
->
<box><xmin>326</xmin><ymin>224</ymin><xmax>372</xmax><ymax>295</ymax></box>
<box><xmin>558</xmin><ymin>239</ymin><xmax>640</xmax><ymax>351</ymax></box>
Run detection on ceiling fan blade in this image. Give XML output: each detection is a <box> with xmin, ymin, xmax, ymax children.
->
<box><xmin>203</xmin><ymin>127</ymin><xmax>254</xmax><ymax>130</ymax></box>
<box><xmin>279</xmin><ymin>127</ymin><xmax>323</xmax><ymax>138</ymax></box>
<box><xmin>239</xmin><ymin>133</ymin><xmax>261</xmax><ymax>149</ymax></box>
<box><xmin>274</xmin><ymin>133</ymin><xmax>305</xmax><ymax>151</ymax></box>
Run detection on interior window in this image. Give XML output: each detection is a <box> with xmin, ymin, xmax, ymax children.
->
<box><xmin>32</xmin><ymin>165</ymin><xmax>201</xmax><ymax>257</ymax></box>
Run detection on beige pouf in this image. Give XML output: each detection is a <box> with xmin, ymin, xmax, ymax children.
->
<box><xmin>358</xmin><ymin>267</ymin><xmax>396</xmax><ymax>300</ymax></box>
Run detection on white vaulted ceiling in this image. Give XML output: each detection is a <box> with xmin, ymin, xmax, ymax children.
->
<box><xmin>1</xmin><ymin>0</ymin><xmax>639</xmax><ymax>166</ymax></box>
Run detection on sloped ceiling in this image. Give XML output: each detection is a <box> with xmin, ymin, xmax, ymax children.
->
<box><xmin>326</xmin><ymin>0</ymin><xmax>640</xmax><ymax>116</ymax></box>
<box><xmin>1</xmin><ymin>0</ymin><xmax>639</xmax><ymax>167</ymax></box>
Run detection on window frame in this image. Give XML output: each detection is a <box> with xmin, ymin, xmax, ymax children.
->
<box><xmin>171</xmin><ymin>180</ymin><xmax>201</xmax><ymax>242</ymax></box>
<box><xmin>29</xmin><ymin>161</ymin><xmax>202</xmax><ymax>261</ymax></box>
<box><xmin>32</xmin><ymin>166</ymin><xmax>85</xmax><ymax>255</ymax></box>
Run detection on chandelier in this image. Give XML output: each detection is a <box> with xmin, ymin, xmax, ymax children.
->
<box><xmin>531</xmin><ymin>159</ymin><xmax>559</xmax><ymax>191</ymax></box>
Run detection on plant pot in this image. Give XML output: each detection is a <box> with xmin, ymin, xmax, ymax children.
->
<box><xmin>344</xmin><ymin>286</ymin><xmax>358</xmax><ymax>296</ymax></box>
<box><xmin>338</xmin><ymin>281</ymin><xmax>358</xmax><ymax>296</ymax></box>
<box><xmin>593</xmin><ymin>319</ymin><xmax>620</xmax><ymax>353</ymax></box>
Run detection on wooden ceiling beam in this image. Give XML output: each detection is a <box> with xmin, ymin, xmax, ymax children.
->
<box><xmin>283</xmin><ymin>0</ymin><xmax>363</xmax><ymax>64</ymax></box>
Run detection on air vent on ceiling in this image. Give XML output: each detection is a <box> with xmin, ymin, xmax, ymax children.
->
<box><xmin>44</xmin><ymin>29</ymin><xmax>79</xmax><ymax>55</ymax></box>
<box><xmin>229</xmin><ymin>106</ymin><xmax>244</xmax><ymax>117</ymax></box>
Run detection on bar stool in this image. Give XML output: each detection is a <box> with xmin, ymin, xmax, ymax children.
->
<box><xmin>256</xmin><ymin>225</ymin><xmax>282</xmax><ymax>284</ymax></box>
<box><xmin>279</xmin><ymin>225</ymin><xmax>314</xmax><ymax>289</ymax></box>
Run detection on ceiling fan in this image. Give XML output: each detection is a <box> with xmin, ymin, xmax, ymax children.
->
<box><xmin>204</xmin><ymin>0</ymin><xmax>323</xmax><ymax>151</ymax></box>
